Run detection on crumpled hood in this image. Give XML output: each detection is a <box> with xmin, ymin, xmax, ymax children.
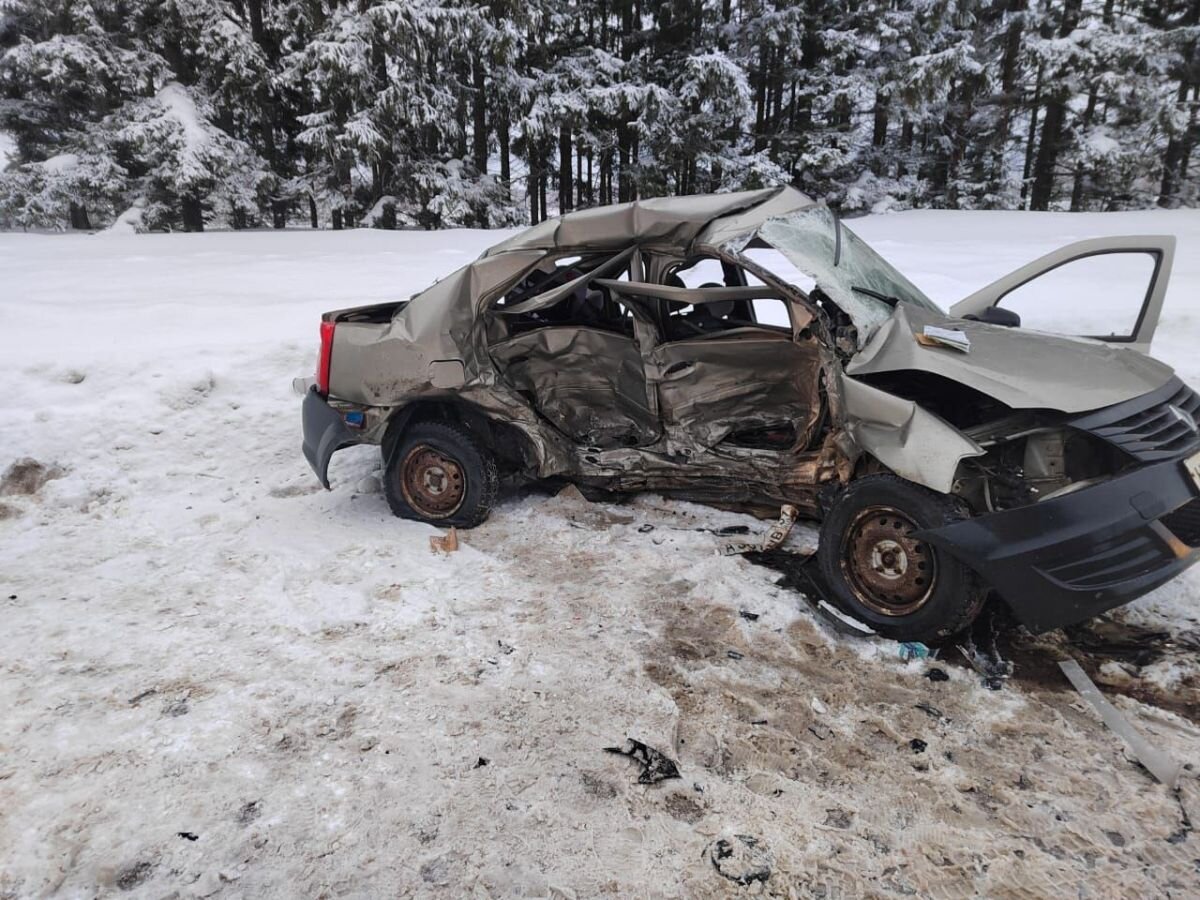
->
<box><xmin>846</xmin><ymin>304</ymin><xmax>1176</xmax><ymax>415</ymax></box>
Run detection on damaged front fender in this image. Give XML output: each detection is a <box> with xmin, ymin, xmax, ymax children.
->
<box><xmin>837</xmin><ymin>373</ymin><xmax>984</xmax><ymax>493</ymax></box>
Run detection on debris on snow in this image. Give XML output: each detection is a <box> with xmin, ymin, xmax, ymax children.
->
<box><xmin>429</xmin><ymin>527</ymin><xmax>459</xmax><ymax>554</ymax></box>
<box><xmin>1059</xmin><ymin>658</ymin><xmax>1183</xmax><ymax>788</ymax></box>
<box><xmin>604</xmin><ymin>739</ymin><xmax>681</xmax><ymax>785</ymax></box>
<box><xmin>114</xmin><ymin>861</ymin><xmax>154</xmax><ymax>891</ymax></box>
<box><xmin>236</xmin><ymin>800</ymin><xmax>261</xmax><ymax>826</ymax></box>
<box><xmin>957</xmin><ymin>611</ymin><xmax>1013</xmax><ymax>690</ymax></box>
<box><xmin>722</xmin><ymin>504</ymin><xmax>799</xmax><ymax>554</ymax></box>
<box><xmin>709</xmin><ymin>834</ymin><xmax>773</xmax><ymax>886</ymax></box>
<box><xmin>898</xmin><ymin>641</ymin><xmax>931</xmax><ymax>660</ymax></box>
<box><xmin>915</xmin><ymin>702</ymin><xmax>945</xmax><ymax>721</ymax></box>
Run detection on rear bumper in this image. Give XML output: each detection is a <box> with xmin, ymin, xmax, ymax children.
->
<box><xmin>301</xmin><ymin>388</ymin><xmax>360</xmax><ymax>489</ymax></box>
<box><xmin>917</xmin><ymin>456</ymin><xmax>1200</xmax><ymax>632</ymax></box>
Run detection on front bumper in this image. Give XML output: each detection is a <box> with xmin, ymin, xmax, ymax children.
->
<box><xmin>301</xmin><ymin>387</ymin><xmax>361</xmax><ymax>489</ymax></box>
<box><xmin>917</xmin><ymin>456</ymin><xmax>1200</xmax><ymax>632</ymax></box>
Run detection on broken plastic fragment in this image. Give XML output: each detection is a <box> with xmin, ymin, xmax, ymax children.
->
<box><xmin>604</xmin><ymin>738</ymin><xmax>681</xmax><ymax>784</ymax></box>
<box><xmin>1058</xmin><ymin>658</ymin><xmax>1182</xmax><ymax>788</ymax></box>
<box><xmin>899</xmin><ymin>641</ymin><xmax>931</xmax><ymax>661</ymax></box>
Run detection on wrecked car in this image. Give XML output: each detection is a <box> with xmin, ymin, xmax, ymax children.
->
<box><xmin>300</xmin><ymin>186</ymin><xmax>1200</xmax><ymax>641</ymax></box>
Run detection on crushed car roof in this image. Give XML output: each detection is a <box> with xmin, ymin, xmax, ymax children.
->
<box><xmin>482</xmin><ymin>186</ymin><xmax>816</xmax><ymax>256</ymax></box>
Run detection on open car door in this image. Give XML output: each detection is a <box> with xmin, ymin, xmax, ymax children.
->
<box><xmin>949</xmin><ymin>235</ymin><xmax>1176</xmax><ymax>354</ymax></box>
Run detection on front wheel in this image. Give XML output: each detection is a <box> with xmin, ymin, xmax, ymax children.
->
<box><xmin>383</xmin><ymin>421</ymin><xmax>498</xmax><ymax>528</ymax></box>
<box><xmin>817</xmin><ymin>474</ymin><xmax>987</xmax><ymax>641</ymax></box>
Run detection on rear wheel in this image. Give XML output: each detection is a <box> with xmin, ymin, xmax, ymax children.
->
<box><xmin>817</xmin><ymin>474</ymin><xmax>986</xmax><ymax>641</ymax></box>
<box><xmin>383</xmin><ymin>421</ymin><xmax>498</xmax><ymax>528</ymax></box>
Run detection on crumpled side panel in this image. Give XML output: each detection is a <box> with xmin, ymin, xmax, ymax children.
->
<box><xmin>330</xmin><ymin>251</ymin><xmax>548</xmax><ymax>405</ymax></box>
<box><xmin>651</xmin><ymin>332</ymin><xmax>823</xmax><ymax>453</ymax></box>
<box><xmin>489</xmin><ymin>327</ymin><xmax>659</xmax><ymax>448</ymax></box>
<box><xmin>838</xmin><ymin>371</ymin><xmax>984</xmax><ymax>493</ymax></box>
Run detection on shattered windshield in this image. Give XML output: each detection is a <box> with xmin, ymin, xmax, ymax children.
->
<box><xmin>740</xmin><ymin>206</ymin><xmax>943</xmax><ymax>344</ymax></box>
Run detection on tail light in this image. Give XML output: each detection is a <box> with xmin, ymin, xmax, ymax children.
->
<box><xmin>316</xmin><ymin>320</ymin><xmax>335</xmax><ymax>395</ymax></box>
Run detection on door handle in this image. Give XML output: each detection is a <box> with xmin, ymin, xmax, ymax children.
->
<box><xmin>663</xmin><ymin>360</ymin><xmax>696</xmax><ymax>377</ymax></box>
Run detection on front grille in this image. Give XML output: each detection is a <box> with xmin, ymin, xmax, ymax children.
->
<box><xmin>1162</xmin><ymin>498</ymin><xmax>1200</xmax><ymax>547</ymax></box>
<box><xmin>1072</xmin><ymin>379</ymin><xmax>1200</xmax><ymax>463</ymax></box>
<box><xmin>1038</xmin><ymin>531</ymin><xmax>1175</xmax><ymax>591</ymax></box>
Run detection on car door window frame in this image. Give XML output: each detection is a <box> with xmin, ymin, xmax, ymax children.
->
<box><xmin>949</xmin><ymin>235</ymin><xmax>1176</xmax><ymax>352</ymax></box>
<box><xmin>991</xmin><ymin>249</ymin><xmax>1163</xmax><ymax>342</ymax></box>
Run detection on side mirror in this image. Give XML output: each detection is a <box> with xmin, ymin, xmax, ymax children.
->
<box><xmin>964</xmin><ymin>306</ymin><xmax>1021</xmax><ymax>328</ymax></box>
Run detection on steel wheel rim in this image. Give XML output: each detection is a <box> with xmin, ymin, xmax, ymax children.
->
<box><xmin>839</xmin><ymin>506</ymin><xmax>936</xmax><ymax>617</ymax></box>
<box><xmin>399</xmin><ymin>444</ymin><xmax>467</xmax><ymax>518</ymax></box>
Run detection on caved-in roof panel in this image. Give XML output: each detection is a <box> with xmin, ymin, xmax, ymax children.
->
<box><xmin>481</xmin><ymin>188</ymin><xmax>784</xmax><ymax>256</ymax></box>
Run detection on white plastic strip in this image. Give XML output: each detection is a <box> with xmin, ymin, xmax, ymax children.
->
<box><xmin>1059</xmin><ymin>658</ymin><xmax>1182</xmax><ymax>788</ymax></box>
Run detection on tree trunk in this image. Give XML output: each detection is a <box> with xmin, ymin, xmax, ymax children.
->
<box><xmin>332</xmin><ymin>209</ymin><xmax>343</xmax><ymax>231</ymax></box>
<box><xmin>1029</xmin><ymin>0</ymin><xmax>1082</xmax><ymax>211</ymax></box>
<box><xmin>498</xmin><ymin>103</ymin><xmax>511</xmax><ymax>198</ymax></box>
<box><xmin>1070</xmin><ymin>88</ymin><xmax>1099</xmax><ymax>211</ymax></box>
<box><xmin>1021</xmin><ymin>65</ymin><xmax>1043</xmax><ymax>206</ymax></box>
<box><xmin>576</xmin><ymin>147</ymin><xmax>584</xmax><ymax>207</ymax></box>
<box><xmin>68</xmin><ymin>202</ymin><xmax>91</xmax><ymax>230</ymax></box>
<box><xmin>309</xmin><ymin>196</ymin><xmax>319</xmax><ymax>229</ymax></box>
<box><xmin>454</xmin><ymin>57</ymin><xmax>469</xmax><ymax>160</ymax></box>
<box><xmin>529</xmin><ymin>157</ymin><xmax>540</xmax><ymax>224</ymax></box>
<box><xmin>472</xmin><ymin>59</ymin><xmax>487</xmax><ymax>174</ymax></box>
<box><xmin>558</xmin><ymin>124</ymin><xmax>573</xmax><ymax>214</ymax></box>
<box><xmin>1159</xmin><ymin>77</ymin><xmax>1194</xmax><ymax>207</ymax></box>
<box><xmin>247</xmin><ymin>0</ymin><xmax>266</xmax><ymax>48</ymax></box>
<box><xmin>618</xmin><ymin>124</ymin><xmax>631</xmax><ymax>203</ymax></box>
<box><xmin>1030</xmin><ymin>99</ymin><xmax>1065</xmax><ymax>211</ymax></box>
<box><xmin>871</xmin><ymin>91</ymin><xmax>889</xmax><ymax>175</ymax></box>
<box><xmin>991</xmin><ymin>0</ymin><xmax>1026</xmax><ymax>192</ymax></box>
<box><xmin>181</xmin><ymin>194</ymin><xmax>204</xmax><ymax>232</ymax></box>
<box><xmin>753</xmin><ymin>40</ymin><xmax>768</xmax><ymax>152</ymax></box>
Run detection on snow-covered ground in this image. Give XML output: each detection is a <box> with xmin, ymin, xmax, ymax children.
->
<box><xmin>2</xmin><ymin>210</ymin><xmax>1199</xmax><ymax>897</ymax></box>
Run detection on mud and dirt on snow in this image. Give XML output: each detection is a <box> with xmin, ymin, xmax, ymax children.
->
<box><xmin>2</xmin><ymin>218</ymin><xmax>1200</xmax><ymax>896</ymax></box>
<box><xmin>0</xmin><ymin>457</ymin><xmax>64</xmax><ymax>497</ymax></box>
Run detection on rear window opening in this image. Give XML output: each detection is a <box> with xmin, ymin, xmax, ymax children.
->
<box><xmin>489</xmin><ymin>252</ymin><xmax>637</xmax><ymax>339</ymax></box>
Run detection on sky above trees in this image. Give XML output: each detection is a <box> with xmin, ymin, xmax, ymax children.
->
<box><xmin>0</xmin><ymin>0</ymin><xmax>1196</xmax><ymax>231</ymax></box>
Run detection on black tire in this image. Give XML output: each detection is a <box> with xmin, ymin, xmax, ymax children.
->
<box><xmin>817</xmin><ymin>474</ymin><xmax>986</xmax><ymax>641</ymax></box>
<box><xmin>383</xmin><ymin>421</ymin><xmax>499</xmax><ymax>528</ymax></box>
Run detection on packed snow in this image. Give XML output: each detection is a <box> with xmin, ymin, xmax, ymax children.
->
<box><xmin>2</xmin><ymin>210</ymin><xmax>1199</xmax><ymax>897</ymax></box>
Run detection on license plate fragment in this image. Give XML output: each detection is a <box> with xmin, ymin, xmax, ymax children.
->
<box><xmin>1185</xmin><ymin>451</ymin><xmax>1200</xmax><ymax>492</ymax></box>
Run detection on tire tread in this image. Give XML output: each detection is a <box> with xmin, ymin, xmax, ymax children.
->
<box><xmin>384</xmin><ymin>420</ymin><xmax>498</xmax><ymax>528</ymax></box>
